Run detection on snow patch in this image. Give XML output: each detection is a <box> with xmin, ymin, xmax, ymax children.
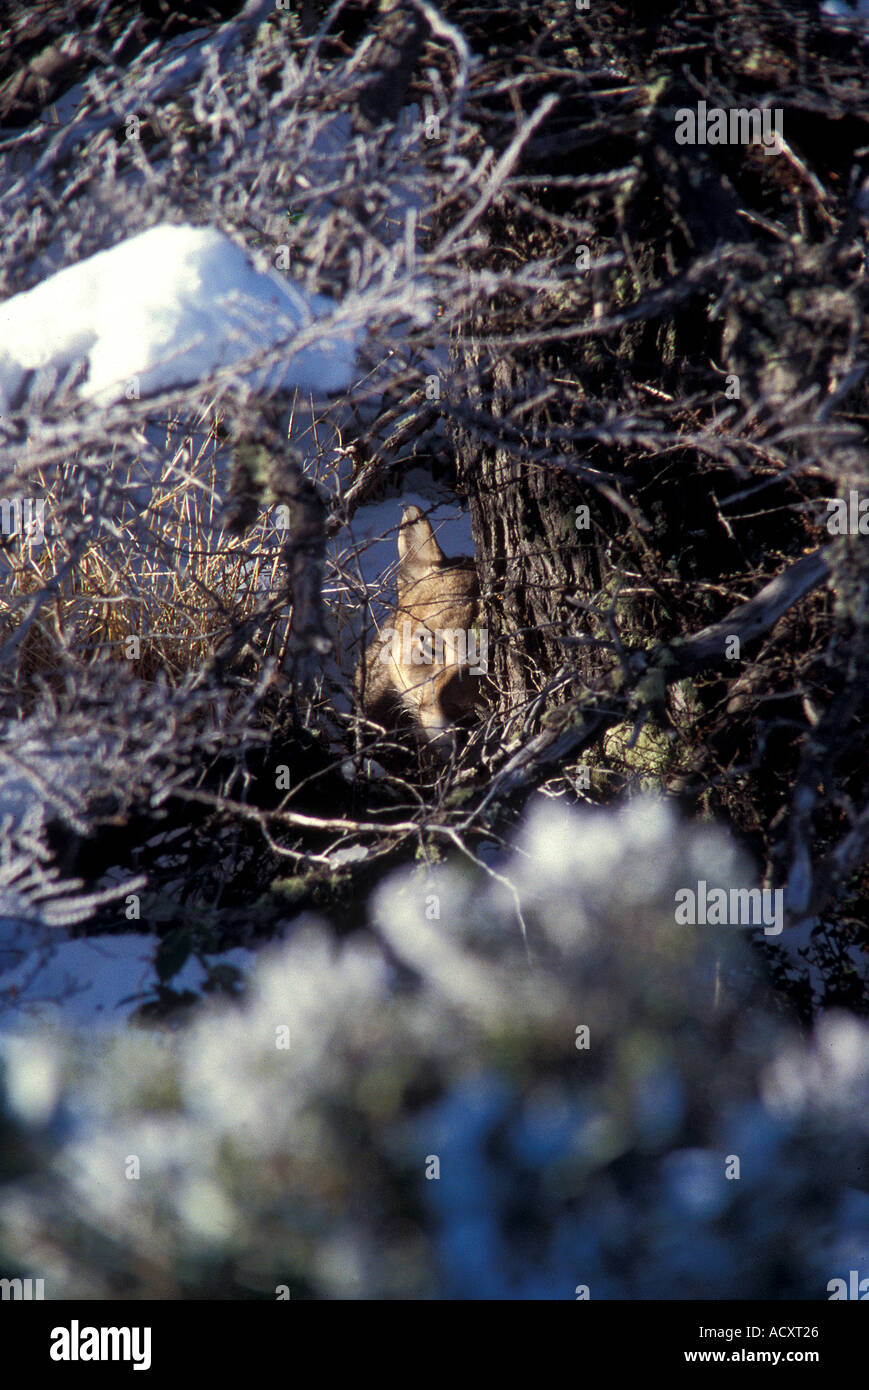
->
<box><xmin>0</xmin><ymin>223</ymin><xmax>360</xmax><ymax>412</ymax></box>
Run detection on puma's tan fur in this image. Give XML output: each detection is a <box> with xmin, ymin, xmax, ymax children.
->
<box><xmin>357</xmin><ymin>506</ymin><xmax>482</xmax><ymax>756</ymax></box>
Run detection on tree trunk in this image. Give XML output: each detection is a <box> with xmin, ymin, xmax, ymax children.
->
<box><xmin>452</xmin><ymin>335</ymin><xmax>605</xmax><ymax>743</ymax></box>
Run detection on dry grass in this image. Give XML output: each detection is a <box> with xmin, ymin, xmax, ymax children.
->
<box><xmin>0</xmin><ymin>412</ymin><xmax>306</xmax><ymax>695</ymax></box>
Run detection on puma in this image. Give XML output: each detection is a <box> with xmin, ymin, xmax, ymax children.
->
<box><xmin>357</xmin><ymin>506</ymin><xmax>484</xmax><ymax>757</ymax></box>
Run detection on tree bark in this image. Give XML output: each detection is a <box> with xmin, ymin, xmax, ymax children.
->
<box><xmin>451</xmin><ymin>323</ymin><xmax>606</xmax><ymax>739</ymax></box>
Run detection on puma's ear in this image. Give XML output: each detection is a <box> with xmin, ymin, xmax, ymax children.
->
<box><xmin>398</xmin><ymin>506</ymin><xmax>444</xmax><ymax>572</ymax></box>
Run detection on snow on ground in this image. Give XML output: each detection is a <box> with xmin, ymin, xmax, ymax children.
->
<box><xmin>0</xmin><ymin>223</ymin><xmax>361</xmax><ymax>414</ymax></box>
<box><xmin>0</xmin><ymin>931</ymin><xmax>254</xmax><ymax>1032</ymax></box>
